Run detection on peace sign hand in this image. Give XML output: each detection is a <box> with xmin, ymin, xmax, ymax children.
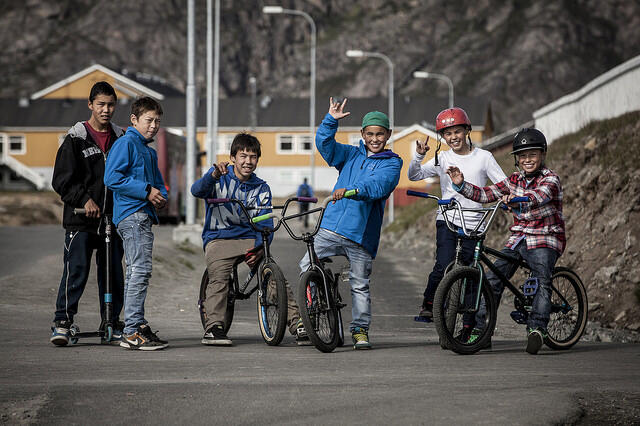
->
<box><xmin>328</xmin><ymin>97</ymin><xmax>351</xmax><ymax>120</ymax></box>
<box><xmin>416</xmin><ymin>136</ymin><xmax>430</xmax><ymax>155</ymax></box>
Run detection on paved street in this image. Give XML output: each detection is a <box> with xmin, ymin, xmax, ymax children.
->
<box><xmin>1</xmin><ymin>223</ymin><xmax>639</xmax><ymax>425</ymax></box>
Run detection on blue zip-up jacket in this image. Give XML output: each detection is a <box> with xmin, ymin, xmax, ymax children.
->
<box><xmin>317</xmin><ymin>113</ymin><xmax>402</xmax><ymax>258</ymax></box>
<box><xmin>191</xmin><ymin>165</ymin><xmax>273</xmax><ymax>250</ymax></box>
<box><xmin>104</xmin><ymin>127</ymin><xmax>168</xmax><ymax>226</ymax></box>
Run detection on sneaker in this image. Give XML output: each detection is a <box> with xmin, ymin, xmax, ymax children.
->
<box><xmin>351</xmin><ymin>327</ymin><xmax>372</xmax><ymax>350</ymax></box>
<box><xmin>526</xmin><ymin>327</ymin><xmax>545</xmax><ymax>355</ymax></box>
<box><xmin>101</xmin><ymin>320</ymin><xmax>124</xmax><ymax>345</ymax></box>
<box><xmin>295</xmin><ymin>320</ymin><xmax>311</xmax><ymax>346</ymax></box>
<box><xmin>50</xmin><ymin>320</ymin><xmax>72</xmax><ymax>346</ymax></box>
<box><xmin>121</xmin><ymin>325</ymin><xmax>169</xmax><ymax>351</ymax></box>
<box><xmin>201</xmin><ymin>324</ymin><xmax>232</xmax><ymax>346</ymax></box>
<box><xmin>466</xmin><ymin>328</ymin><xmax>492</xmax><ymax>350</ymax></box>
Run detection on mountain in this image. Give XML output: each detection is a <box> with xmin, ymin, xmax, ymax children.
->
<box><xmin>2</xmin><ymin>0</ymin><xmax>639</xmax><ymax>131</ymax></box>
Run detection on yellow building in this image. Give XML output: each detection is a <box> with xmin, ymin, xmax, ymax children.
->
<box><xmin>1</xmin><ymin>64</ymin><xmax>491</xmax><ymax>204</ymax></box>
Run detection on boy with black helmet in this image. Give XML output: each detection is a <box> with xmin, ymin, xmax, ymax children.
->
<box><xmin>408</xmin><ymin>107</ymin><xmax>506</xmax><ymax>322</ymax></box>
<box><xmin>447</xmin><ymin>127</ymin><xmax>565</xmax><ymax>355</ymax></box>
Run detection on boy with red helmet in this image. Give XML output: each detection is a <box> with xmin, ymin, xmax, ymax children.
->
<box><xmin>408</xmin><ymin>107</ymin><xmax>506</xmax><ymax>325</ymax></box>
<box><xmin>447</xmin><ymin>128</ymin><xmax>565</xmax><ymax>354</ymax></box>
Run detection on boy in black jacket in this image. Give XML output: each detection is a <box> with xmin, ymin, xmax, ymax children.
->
<box><xmin>50</xmin><ymin>82</ymin><xmax>126</xmax><ymax>346</ymax></box>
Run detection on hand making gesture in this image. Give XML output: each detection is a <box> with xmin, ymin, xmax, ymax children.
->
<box><xmin>446</xmin><ymin>166</ymin><xmax>464</xmax><ymax>186</ymax></box>
<box><xmin>211</xmin><ymin>161</ymin><xmax>229</xmax><ymax>179</ymax></box>
<box><xmin>415</xmin><ymin>136</ymin><xmax>430</xmax><ymax>155</ymax></box>
<box><xmin>328</xmin><ymin>97</ymin><xmax>350</xmax><ymax>120</ymax></box>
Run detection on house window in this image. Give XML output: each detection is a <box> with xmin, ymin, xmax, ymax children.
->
<box><xmin>349</xmin><ymin>133</ymin><xmax>361</xmax><ymax>146</ymax></box>
<box><xmin>9</xmin><ymin>135</ymin><xmax>26</xmax><ymax>155</ymax></box>
<box><xmin>277</xmin><ymin>135</ymin><xmax>295</xmax><ymax>154</ymax></box>
<box><xmin>0</xmin><ymin>134</ymin><xmax>5</xmax><ymax>155</ymax></box>
<box><xmin>298</xmin><ymin>135</ymin><xmax>313</xmax><ymax>153</ymax></box>
<box><xmin>277</xmin><ymin>134</ymin><xmax>313</xmax><ymax>154</ymax></box>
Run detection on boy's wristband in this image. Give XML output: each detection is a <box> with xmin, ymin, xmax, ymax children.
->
<box><xmin>452</xmin><ymin>182</ymin><xmax>464</xmax><ymax>192</ymax></box>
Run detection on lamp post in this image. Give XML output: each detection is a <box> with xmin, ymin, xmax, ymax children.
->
<box><xmin>345</xmin><ymin>49</ymin><xmax>395</xmax><ymax>224</ymax></box>
<box><xmin>263</xmin><ymin>6</ymin><xmax>316</xmax><ymax>188</ymax></box>
<box><xmin>413</xmin><ymin>70</ymin><xmax>454</xmax><ymax>108</ymax></box>
<box><xmin>185</xmin><ymin>0</ymin><xmax>196</xmax><ymax>225</ymax></box>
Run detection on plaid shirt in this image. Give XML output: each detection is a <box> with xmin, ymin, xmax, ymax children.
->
<box><xmin>458</xmin><ymin>167</ymin><xmax>566</xmax><ymax>254</ymax></box>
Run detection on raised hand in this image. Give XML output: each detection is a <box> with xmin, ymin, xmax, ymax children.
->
<box><xmin>211</xmin><ymin>161</ymin><xmax>229</xmax><ymax>179</ymax></box>
<box><xmin>446</xmin><ymin>166</ymin><xmax>464</xmax><ymax>186</ymax></box>
<box><xmin>416</xmin><ymin>137</ymin><xmax>430</xmax><ymax>155</ymax></box>
<box><xmin>328</xmin><ymin>97</ymin><xmax>350</xmax><ymax>120</ymax></box>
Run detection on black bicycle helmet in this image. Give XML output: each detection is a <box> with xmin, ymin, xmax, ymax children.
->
<box><xmin>511</xmin><ymin>128</ymin><xmax>547</xmax><ymax>154</ymax></box>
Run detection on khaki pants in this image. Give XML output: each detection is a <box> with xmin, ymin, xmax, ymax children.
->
<box><xmin>203</xmin><ymin>239</ymin><xmax>300</xmax><ymax>333</ymax></box>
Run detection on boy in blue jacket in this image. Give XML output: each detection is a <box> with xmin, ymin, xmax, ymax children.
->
<box><xmin>104</xmin><ymin>96</ymin><xmax>169</xmax><ymax>351</ymax></box>
<box><xmin>299</xmin><ymin>98</ymin><xmax>402</xmax><ymax>349</ymax></box>
<box><xmin>191</xmin><ymin>133</ymin><xmax>308</xmax><ymax>346</ymax></box>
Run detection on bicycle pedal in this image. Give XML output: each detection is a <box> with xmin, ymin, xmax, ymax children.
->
<box><xmin>414</xmin><ymin>316</ymin><xmax>433</xmax><ymax>323</ymax></box>
<box><xmin>510</xmin><ymin>310</ymin><xmax>528</xmax><ymax>324</ymax></box>
<box><xmin>337</xmin><ymin>302</ymin><xmax>347</xmax><ymax>309</ymax></box>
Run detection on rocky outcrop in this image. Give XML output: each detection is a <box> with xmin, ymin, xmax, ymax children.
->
<box><xmin>1</xmin><ymin>1</ymin><xmax>640</xmax><ymax>130</ymax></box>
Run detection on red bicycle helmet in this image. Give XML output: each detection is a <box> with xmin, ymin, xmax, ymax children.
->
<box><xmin>435</xmin><ymin>107</ymin><xmax>472</xmax><ymax>132</ymax></box>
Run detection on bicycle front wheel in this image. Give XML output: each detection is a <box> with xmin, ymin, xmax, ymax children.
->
<box><xmin>257</xmin><ymin>262</ymin><xmax>288</xmax><ymax>346</ymax></box>
<box><xmin>297</xmin><ymin>270</ymin><xmax>339</xmax><ymax>353</ymax></box>
<box><xmin>433</xmin><ymin>266</ymin><xmax>496</xmax><ymax>355</ymax></box>
<box><xmin>545</xmin><ymin>267</ymin><xmax>588</xmax><ymax>350</ymax></box>
<box><xmin>199</xmin><ymin>269</ymin><xmax>234</xmax><ymax>334</ymax></box>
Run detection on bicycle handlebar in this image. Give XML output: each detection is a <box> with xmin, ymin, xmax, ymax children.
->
<box><xmin>407</xmin><ymin>189</ymin><xmax>529</xmax><ymax>238</ymax></box>
<box><xmin>297</xmin><ymin>196</ymin><xmax>317</xmax><ymax>203</ymax></box>
<box><xmin>73</xmin><ymin>208</ymin><xmax>86</xmax><ymax>214</ymax></box>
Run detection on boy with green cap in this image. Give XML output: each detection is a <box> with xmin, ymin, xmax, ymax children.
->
<box><xmin>298</xmin><ymin>98</ymin><xmax>402</xmax><ymax>349</ymax></box>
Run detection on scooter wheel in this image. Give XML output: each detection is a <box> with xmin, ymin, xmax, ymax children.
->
<box><xmin>105</xmin><ymin>326</ymin><xmax>113</xmax><ymax>342</ymax></box>
<box><xmin>70</xmin><ymin>324</ymin><xmax>79</xmax><ymax>345</ymax></box>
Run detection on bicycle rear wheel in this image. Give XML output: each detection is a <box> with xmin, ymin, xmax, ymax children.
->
<box><xmin>199</xmin><ymin>269</ymin><xmax>234</xmax><ymax>334</ymax></box>
<box><xmin>545</xmin><ymin>267</ymin><xmax>588</xmax><ymax>350</ymax></box>
<box><xmin>297</xmin><ymin>270</ymin><xmax>339</xmax><ymax>353</ymax></box>
<box><xmin>257</xmin><ymin>262</ymin><xmax>288</xmax><ymax>346</ymax></box>
<box><xmin>433</xmin><ymin>266</ymin><xmax>496</xmax><ymax>355</ymax></box>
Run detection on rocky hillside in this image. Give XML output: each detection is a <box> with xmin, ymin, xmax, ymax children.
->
<box><xmin>383</xmin><ymin>111</ymin><xmax>640</xmax><ymax>338</ymax></box>
<box><xmin>2</xmin><ymin>0</ymin><xmax>640</xmax><ymax>130</ymax></box>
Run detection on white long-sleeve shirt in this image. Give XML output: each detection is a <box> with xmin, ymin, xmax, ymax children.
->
<box><xmin>408</xmin><ymin>147</ymin><xmax>507</xmax><ymax>230</ymax></box>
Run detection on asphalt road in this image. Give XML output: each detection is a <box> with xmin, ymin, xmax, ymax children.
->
<box><xmin>1</xmin><ymin>223</ymin><xmax>639</xmax><ymax>425</ymax></box>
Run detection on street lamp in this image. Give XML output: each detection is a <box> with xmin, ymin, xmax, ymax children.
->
<box><xmin>345</xmin><ymin>49</ymin><xmax>395</xmax><ymax>224</ymax></box>
<box><xmin>413</xmin><ymin>71</ymin><xmax>454</xmax><ymax>108</ymax></box>
<box><xmin>263</xmin><ymin>5</ymin><xmax>317</xmax><ymax>188</ymax></box>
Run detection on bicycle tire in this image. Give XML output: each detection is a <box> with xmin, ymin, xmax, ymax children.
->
<box><xmin>199</xmin><ymin>269</ymin><xmax>234</xmax><ymax>334</ymax></box>
<box><xmin>433</xmin><ymin>266</ymin><xmax>496</xmax><ymax>355</ymax></box>
<box><xmin>545</xmin><ymin>267</ymin><xmax>588</xmax><ymax>350</ymax></box>
<box><xmin>257</xmin><ymin>262</ymin><xmax>288</xmax><ymax>346</ymax></box>
<box><xmin>297</xmin><ymin>270</ymin><xmax>339</xmax><ymax>353</ymax></box>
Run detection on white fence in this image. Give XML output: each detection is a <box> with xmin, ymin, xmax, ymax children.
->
<box><xmin>533</xmin><ymin>55</ymin><xmax>640</xmax><ymax>144</ymax></box>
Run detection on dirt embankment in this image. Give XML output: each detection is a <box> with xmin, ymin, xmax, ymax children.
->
<box><xmin>383</xmin><ymin>111</ymin><xmax>640</xmax><ymax>335</ymax></box>
<box><xmin>0</xmin><ymin>191</ymin><xmax>62</xmax><ymax>226</ymax></box>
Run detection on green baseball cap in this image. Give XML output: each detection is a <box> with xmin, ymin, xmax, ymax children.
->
<box><xmin>362</xmin><ymin>111</ymin><xmax>390</xmax><ymax>130</ymax></box>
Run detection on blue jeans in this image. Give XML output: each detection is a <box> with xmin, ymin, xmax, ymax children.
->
<box><xmin>476</xmin><ymin>240</ymin><xmax>559</xmax><ymax>331</ymax></box>
<box><xmin>117</xmin><ymin>211</ymin><xmax>154</xmax><ymax>335</ymax></box>
<box><xmin>299</xmin><ymin>228</ymin><xmax>373</xmax><ymax>332</ymax></box>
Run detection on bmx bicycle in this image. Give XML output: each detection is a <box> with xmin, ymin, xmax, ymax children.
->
<box><xmin>283</xmin><ymin>190</ymin><xmax>357</xmax><ymax>353</ymax></box>
<box><xmin>407</xmin><ymin>190</ymin><xmax>588</xmax><ymax>355</ymax></box>
<box><xmin>197</xmin><ymin>195</ymin><xmax>313</xmax><ymax>345</ymax></box>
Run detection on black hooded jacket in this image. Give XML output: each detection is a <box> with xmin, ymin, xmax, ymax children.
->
<box><xmin>52</xmin><ymin>121</ymin><xmax>124</xmax><ymax>232</ymax></box>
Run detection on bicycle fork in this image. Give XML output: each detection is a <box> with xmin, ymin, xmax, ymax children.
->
<box><xmin>458</xmin><ymin>240</ymin><xmax>485</xmax><ymax>314</ymax></box>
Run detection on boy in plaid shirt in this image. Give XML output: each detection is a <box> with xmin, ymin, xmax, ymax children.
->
<box><xmin>447</xmin><ymin>128</ymin><xmax>565</xmax><ymax>354</ymax></box>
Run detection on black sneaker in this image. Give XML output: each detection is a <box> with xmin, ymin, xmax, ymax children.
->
<box><xmin>120</xmin><ymin>325</ymin><xmax>168</xmax><ymax>351</ymax></box>
<box><xmin>414</xmin><ymin>305</ymin><xmax>433</xmax><ymax>323</ymax></box>
<box><xmin>201</xmin><ymin>324</ymin><xmax>232</xmax><ymax>346</ymax></box>
<box><xmin>50</xmin><ymin>320</ymin><xmax>72</xmax><ymax>346</ymax></box>
<box><xmin>526</xmin><ymin>327</ymin><xmax>545</xmax><ymax>355</ymax></box>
